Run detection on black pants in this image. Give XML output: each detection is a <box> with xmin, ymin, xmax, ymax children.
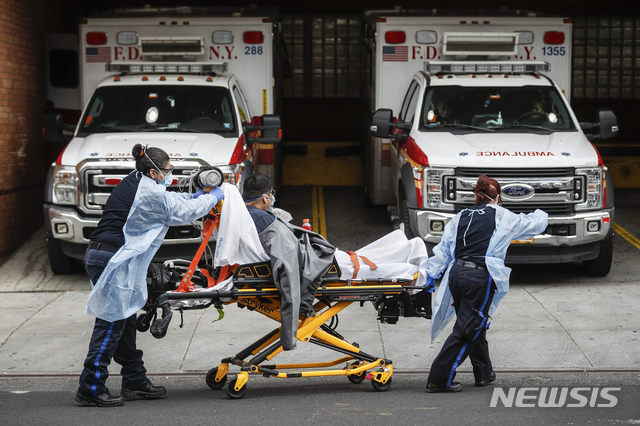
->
<box><xmin>427</xmin><ymin>262</ymin><xmax>496</xmax><ymax>387</ymax></box>
<box><xmin>78</xmin><ymin>248</ymin><xmax>148</xmax><ymax>397</ymax></box>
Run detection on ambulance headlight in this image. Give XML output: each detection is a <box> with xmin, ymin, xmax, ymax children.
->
<box><xmin>215</xmin><ymin>164</ymin><xmax>241</xmax><ymax>186</ymax></box>
<box><xmin>117</xmin><ymin>31</ymin><xmax>138</xmax><ymax>45</ymax></box>
<box><xmin>575</xmin><ymin>167</ymin><xmax>604</xmax><ymax>211</ymax></box>
<box><xmin>52</xmin><ymin>165</ymin><xmax>77</xmax><ymax>205</ymax></box>
<box><xmin>424</xmin><ymin>168</ymin><xmax>455</xmax><ymax>211</ymax></box>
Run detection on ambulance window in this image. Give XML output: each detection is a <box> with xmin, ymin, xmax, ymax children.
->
<box><xmin>77</xmin><ymin>85</ymin><xmax>238</xmax><ymax>136</ymax></box>
<box><xmin>233</xmin><ymin>85</ymin><xmax>251</xmax><ymax>124</ymax></box>
<box><xmin>399</xmin><ymin>81</ymin><xmax>419</xmax><ymax>123</ymax></box>
<box><xmin>49</xmin><ymin>49</ymin><xmax>79</xmax><ymax>89</ymax></box>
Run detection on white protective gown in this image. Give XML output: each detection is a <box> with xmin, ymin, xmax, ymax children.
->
<box><xmin>427</xmin><ymin>204</ymin><xmax>548</xmax><ymax>343</ymax></box>
<box><xmin>85</xmin><ymin>174</ymin><xmax>221</xmax><ymax>321</ymax></box>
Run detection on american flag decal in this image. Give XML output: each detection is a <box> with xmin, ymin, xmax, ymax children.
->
<box><xmin>86</xmin><ymin>47</ymin><xmax>111</xmax><ymax>62</ymax></box>
<box><xmin>382</xmin><ymin>46</ymin><xmax>408</xmax><ymax>62</ymax></box>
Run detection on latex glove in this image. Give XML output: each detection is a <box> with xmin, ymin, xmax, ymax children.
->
<box><xmin>192</xmin><ymin>189</ymin><xmax>205</xmax><ymax>199</ymax></box>
<box><xmin>425</xmin><ymin>275</ymin><xmax>436</xmax><ymax>293</ymax></box>
<box><xmin>209</xmin><ymin>186</ymin><xmax>225</xmax><ymax>203</ymax></box>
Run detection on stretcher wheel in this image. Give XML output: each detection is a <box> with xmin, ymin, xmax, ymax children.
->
<box><xmin>347</xmin><ymin>362</ymin><xmax>366</xmax><ymax>384</ymax></box>
<box><xmin>225</xmin><ymin>378</ymin><xmax>246</xmax><ymax>399</ymax></box>
<box><xmin>205</xmin><ymin>367</ymin><xmax>227</xmax><ymax>390</ymax></box>
<box><xmin>371</xmin><ymin>376</ymin><xmax>392</xmax><ymax>392</ymax></box>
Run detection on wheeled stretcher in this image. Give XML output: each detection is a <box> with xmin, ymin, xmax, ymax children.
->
<box><xmin>138</xmin><ymin>199</ymin><xmax>431</xmax><ymax>399</ymax></box>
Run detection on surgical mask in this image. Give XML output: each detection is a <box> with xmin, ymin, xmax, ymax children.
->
<box><xmin>160</xmin><ymin>171</ymin><xmax>173</xmax><ymax>188</ymax></box>
<box><xmin>266</xmin><ymin>194</ymin><xmax>276</xmax><ymax>213</ymax></box>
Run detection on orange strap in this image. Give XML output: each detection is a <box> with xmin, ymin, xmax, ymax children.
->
<box><xmin>346</xmin><ymin>252</ymin><xmax>378</xmax><ymax>279</ymax></box>
<box><xmin>359</xmin><ymin>255</ymin><xmax>378</xmax><ymax>270</ymax></box>
<box><xmin>346</xmin><ymin>251</ymin><xmax>360</xmax><ymax>279</ymax></box>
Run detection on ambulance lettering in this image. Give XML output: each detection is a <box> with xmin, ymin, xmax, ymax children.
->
<box><xmin>209</xmin><ymin>46</ymin><xmax>237</xmax><ymax>60</ymax></box>
<box><xmin>114</xmin><ymin>46</ymin><xmax>141</xmax><ymax>61</ymax></box>
<box><xmin>476</xmin><ymin>151</ymin><xmax>555</xmax><ymax>157</ymax></box>
<box><xmin>411</xmin><ymin>46</ymin><xmax>438</xmax><ymax>60</ymax></box>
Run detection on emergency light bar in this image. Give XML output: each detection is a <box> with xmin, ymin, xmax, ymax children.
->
<box><xmin>424</xmin><ymin>61</ymin><xmax>550</xmax><ymax>74</ymax></box>
<box><xmin>140</xmin><ymin>37</ymin><xmax>204</xmax><ymax>56</ymax></box>
<box><xmin>106</xmin><ymin>62</ymin><xmax>228</xmax><ymax>74</ymax></box>
<box><xmin>443</xmin><ymin>32</ymin><xmax>518</xmax><ymax>56</ymax></box>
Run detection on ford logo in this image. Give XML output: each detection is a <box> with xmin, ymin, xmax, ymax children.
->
<box><xmin>501</xmin><ymin>183</ymin><xmax>535</xmax><ymax>201</ymax></box>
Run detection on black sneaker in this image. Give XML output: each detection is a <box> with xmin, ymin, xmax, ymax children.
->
<box><xmin>426</xmin><ymin>381</ymin><xmax>463</xmax><ymax>393</ymax></box>
<box><xmin>475</xmin><ymin>371</ymin><xmax>496</xmax><ymax>387</ymax></box>
<box><xmin>121</xmin><ymin>380</ymin><xmax>166</xmax><ymax>400</ymax></box>
<box><xmin>76</xmin><ymin>389</ymin><xmax>124</xmax><ymax>407</ymax></box>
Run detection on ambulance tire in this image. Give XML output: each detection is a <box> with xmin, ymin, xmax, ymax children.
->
<box><xmin>47</xmin><ymin>233</ymin><xmax>73</xmax><ymax>275</ymax></box>
<box><xmin>371</xmin><ymin>376</ymin><xmax>392</xmax><ymax>392</ymax></box>
<box><xmin>401</xmin><ymin>199</ymin><xmax>416</xmax><ymax>239</ymax></box>
<box><xmin>225</xmin><ymin>378</ymin><xmax>246</xmax><ymax>399</ymax></box>
<box><xmin>583</xmin><ymin>233</ymin><xmax>614</xmax><ymax>277</ymax></box>
<box><xmin>206</xmin><ymin>367</ymin><xmax>227</xmax><ymax>390</ymax></box>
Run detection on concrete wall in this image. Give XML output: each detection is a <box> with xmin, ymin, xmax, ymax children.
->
<box><xmin>0</xmin><ymin>0</ymin><xmax>45</xmax><ymax>265</ymax></box>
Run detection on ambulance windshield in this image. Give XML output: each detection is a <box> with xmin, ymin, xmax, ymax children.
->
<box><xmin>78</xmin><ymin>85</ymin><xmax>238</xmax><ymax>136</ymax></box>
<box><xmin>418</xmin><ymin>86</ymin><xmax>576</xmax><ymax>133</ymax></box>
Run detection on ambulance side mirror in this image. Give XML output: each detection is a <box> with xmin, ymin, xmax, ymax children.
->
<box><xmin>371</xmin><ymin>109</ymin><xmax>394</xmax><ymax>139</ymax></box>
<box><xmin>580</xmin><ymin>109</ymin><xmax>618</xmax><ymax>140</ymax></box>
<box><xmin>43</xmin><ymin>112</ymin><xmax>68</xmax><ymax>143</ymax></box>
<box><xmin>596</xmin><ymin>109</ymin><xmax>618</xmax><ymax>140</ymax></box>
<box><xmin>243</xmin><ymin>114</ymin><xmax>283</xmax><ymax>144</ymax></box>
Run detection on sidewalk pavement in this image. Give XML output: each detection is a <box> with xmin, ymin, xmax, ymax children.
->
<box><xmin>1</xmin><ymin>228</ymin><xmax>639</xmax><ymax>377</ymax></box>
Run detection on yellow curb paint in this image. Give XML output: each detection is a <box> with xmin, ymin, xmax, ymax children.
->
<box><xmin>613</xmin><ymin>222</ymin><xmax>640</xmax><ymax>250</ymax></box>
<box><xmin>310</xmin><ymin>186</ymin><xmax>327</xmax><ymax>239</ymax></box>
<box><xmin>318</xmin><ymin>186</ymin><xmax>327</xmax><ymax>240</ymax></box>
<box><xmin>312</xmin><ymin>186</ymin><xmax>319</xmax><ymax>235</ymax></box>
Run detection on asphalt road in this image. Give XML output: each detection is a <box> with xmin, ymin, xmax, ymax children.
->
<box><xmin>1</xmin><ymin>185</ymin><xmax>639</xmax><ymax>424</ymax></box>
<box><xmin>2</xmin><ymin>375</ymin><xmax>639</xmax><ymax>426</ymax></box>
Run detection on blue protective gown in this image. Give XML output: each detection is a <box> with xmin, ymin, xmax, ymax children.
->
<box><xmin>428</xmin><ymin>205</ymin><xmax>548</xmax><ymax>343</ymax></box>
<box><xmin>85</xmin><ymin>172</ymin><xmax>220</xmax><ymax>321</ymax></box>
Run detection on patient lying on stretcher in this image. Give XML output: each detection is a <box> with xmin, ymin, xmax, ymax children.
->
<box><xmin>217</xmin><ymin>174</ymin><xmax>428</xmax><ymax>350</ymax></box>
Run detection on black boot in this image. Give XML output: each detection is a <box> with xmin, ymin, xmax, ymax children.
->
<box><xmin>426</xmin><ymin>381</ymin><xmax>463</xmax><ymax>393</ymax></box>
<box><xmin>76</xmin><ymin>389</ymin><xmax>124</xmax><ymax>407</ymax></box>
<box><xmin>121</xmin><ymin>380</ymin><xmax>166</xmax><ymax>400</ymax></box>
<box><xmin>475</xmin><ymin>371</ymin><xmax>496</xmax><ymax>387</ymax></box>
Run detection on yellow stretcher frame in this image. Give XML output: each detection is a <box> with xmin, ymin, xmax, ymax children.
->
<box><xmin>150</xmin><ymin>201</ymin><xmax>429</xmax><ymax>399</ymax></box>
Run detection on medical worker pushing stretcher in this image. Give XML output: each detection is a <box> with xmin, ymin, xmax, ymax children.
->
<box><xmin>425</xmin><ymin>175</ymin><xmax>548</xmax><ymax>393</ymax></box>
<box><xmin>76</xmin><ymin>144</ymin><xmax>224</xmax><ymax>407</ymax></box>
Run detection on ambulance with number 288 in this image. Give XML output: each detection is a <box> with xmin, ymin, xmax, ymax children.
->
<box><xmin>43</xmin><ymin>6</ymin><xmax>285</xmax><ymax>274</ymax></box>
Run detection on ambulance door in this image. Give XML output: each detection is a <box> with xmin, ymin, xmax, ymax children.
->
<box><xmin>392</xmin><ymin>79</ymin><xmax>421</xmax><ymax>198</ymax></box>
<box><xmin>232</xmin><ymin>82</ymin><xmax>256</xmax><ymax>164</ymax></box>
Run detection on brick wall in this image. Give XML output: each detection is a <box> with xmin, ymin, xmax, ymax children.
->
<box><xmin>0</xmin><ymin>0</ymin><xmax>45</xmax><ymax>265</ymax></box>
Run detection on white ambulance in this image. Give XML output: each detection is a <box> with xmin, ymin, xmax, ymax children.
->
<box><xmin>44</xmin><ymin>7</ymin><xmax>284</xmax><ymax>274</ymax></box>
<box><xmin>363</xmin><ymin>9</ymin><xmax>618</xmax><ymax>276</ymax></box>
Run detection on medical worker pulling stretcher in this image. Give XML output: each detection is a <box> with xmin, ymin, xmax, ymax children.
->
<box><xmin>425</xmin><ymin>175</ymin><xmax>548</xmax><ymax>393</ymax></box>
<box><xmin>76</xmin><ymin>144</ymin><xmax>224</xmax><ymax>407</ymax></box>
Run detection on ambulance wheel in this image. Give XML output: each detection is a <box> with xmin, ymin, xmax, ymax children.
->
<box><xmin>583</xmin><ymin>232</ymin><xmax>614</xmax><ymax>277</ymax></box>
<box><xmin>205</xmin><ymin>367</ymin><xmax>227</xmax><ymax>390</ymax></box>
<box><xmin>225</xmin><ymin>378</ymin><xmax>246</xmax><ymax>399</ymax></box>
<box><xmin>46</xmin><ymin>234</ymin><xmax>73</xmax><ymax>275</ymax></box>
<box><xmin>371</xmin><ymin>376</ymin><xmax>392</xmax><ymax>392</ymax></box>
